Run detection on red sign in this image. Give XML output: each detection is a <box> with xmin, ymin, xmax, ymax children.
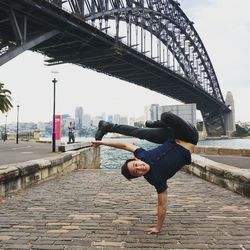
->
<box><xmin>55</xmin><ymin>115</ymin><xmax>61</xmax><ymax>140</ymax></box>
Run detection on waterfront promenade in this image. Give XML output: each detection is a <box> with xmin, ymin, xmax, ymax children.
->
<box><xmin>0</xmin><ymin>140</ymin><xmax>250</xmax><ymax>249</ymax></box>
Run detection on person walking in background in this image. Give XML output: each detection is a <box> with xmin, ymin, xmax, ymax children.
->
<box><xmin>92</xmin><ymin>112</ymin><xmax>198</xmax><ymax>234</ymax></box>
<box><xmin>68</xmin><ymin>121</ymin><xmax>75</xmax><ymax>144</ymax></box>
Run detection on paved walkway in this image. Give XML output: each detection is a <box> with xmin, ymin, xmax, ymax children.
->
<box><xmin>201</xmin><ymin>154</ymin><xmax>250</xmax><ymax>169</ymax></box>
<box><xmin>0</xmin><ymin>169</ymin><xmax>250</xmax><ymax>249</ymax></box>
<box><xmin>0</xmin><ymin>141</ymin><xmax>57</xmax><ymax>165</ymax></box>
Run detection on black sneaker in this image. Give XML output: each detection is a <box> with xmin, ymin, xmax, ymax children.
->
<box><xmin>145</xmin><ymin>120</ymin><xmax>165</xmax><ymax>128</ymax></box>
<box><xmin>95</xmin><ymin>120</ymin><xmax>110</xmax><ymax>140</ymax></box>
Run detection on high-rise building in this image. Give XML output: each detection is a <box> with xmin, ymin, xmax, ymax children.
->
<box><xmin>129</xmin><ymin>117</ymin><xmax>135</xmax><ymax>126</ymax></box>
<box><xmin>92</xmin><ymin>116</ymin><xmax>103</xmax><ymax>127</ymax></box>
<box><xmin>150</xmin><ymin>104</ymin><xmax>160</xmax><ymax>121</ymax></box>
<box><xmin>113</xmin><ymin>114</ymin><xmax>120</xmax><ymax>124</ymax></box>
<box><xmin>107</xmin><ymin>115</ymin><xmax>113</xmax><ymax>123</ymax></box>
<box><xmin>82</xmin><ymin>114</ymin><xmax>91</xmax><ymax>127</ymax></box>
<box><xmin>75</xmin><ymin>107</ymin><xmax>83</xmax><ymax>128</ymax></box>
<box><xmin>144</xmin><ymin>106</ymin><xmax>151</xmax><ymax>123</ymax></box>
<box><xmin>160</xmin><ymin>103</ymin><xmax>197</xmax><ymax>126</ymax></box>
<box><xmin>120</xmin><ymin>116</ymin><xmax>128</xmax><ymax>125</ymax></box>
<box><xmin>101</xmin><ymin>112</ymin><xmax>106</xmax><ymax>121</ymax></box>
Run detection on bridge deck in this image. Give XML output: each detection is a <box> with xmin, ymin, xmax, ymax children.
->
<box><xmin>0</xmin><ymin>168</ymin><xmax>249</xmax><ymax>249</ymax></box>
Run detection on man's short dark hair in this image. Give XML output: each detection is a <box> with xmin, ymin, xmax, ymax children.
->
<box><xmin>121</xmin><ymin>159</ymin><xmax>139</xmax><ymax>180</ymax></box>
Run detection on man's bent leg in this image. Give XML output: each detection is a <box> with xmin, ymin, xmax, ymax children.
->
<box><xmin>95</xmin><ymin>121</ymin><xmax>174</xmax><ymax>144</ymax></box>
<box><xmin>160</xmin><ymin>112</ymin><xmax>199</xmax><ymax>144</ymax></box>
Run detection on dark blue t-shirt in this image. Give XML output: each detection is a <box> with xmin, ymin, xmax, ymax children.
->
<box><xmin>134</xmin><ymin>139</ymin><xmax>191</xmax><ymax>194</ymax></box>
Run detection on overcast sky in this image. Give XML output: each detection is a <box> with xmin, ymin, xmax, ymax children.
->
<box><xmin>0</xmin><ymin>0</ymin><xmax>249</xmax><ymax>124</ymax></box>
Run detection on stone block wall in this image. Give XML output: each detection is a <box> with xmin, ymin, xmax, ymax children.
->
<box><xmin>184</xmin><ymin>154</ymin><xmax>250</xmax><ymax>198</ymax></box>
<box><xmin>0</xmin><ymin>146</ymin><xmax>100</xmax><ymax>198</ymax></box>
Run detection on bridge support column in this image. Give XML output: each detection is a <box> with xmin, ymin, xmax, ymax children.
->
<box><xmin>223</xmin><ymin>91</ymin><xmax>236</xmax><ymax>136</ymax></box>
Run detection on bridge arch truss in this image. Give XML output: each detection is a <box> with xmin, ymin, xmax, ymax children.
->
<box><xmin>48</xmin><ymin>0</ymin><xmax>231</xmax><ymax>136</ymax></box>
<box><xmin>52</xmin><ymin>0</ymin><xmax>224</xmax><ymax>104</ymax></box>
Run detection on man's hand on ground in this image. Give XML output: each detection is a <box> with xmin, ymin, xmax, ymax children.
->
<box><xmin>144</xmin><ymin>227</ymin><xmax>160</xmax><ymax>234</ymax></box>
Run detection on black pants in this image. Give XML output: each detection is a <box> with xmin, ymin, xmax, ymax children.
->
<box><xmin>68</xmin><ymin>132</ymin><xmax>75</xmax><ymax>143</ymax></box>
<box><xmin>107</xmin><ymin>112</ymin><xmax>199</xmax><ymax>145</ymax></box>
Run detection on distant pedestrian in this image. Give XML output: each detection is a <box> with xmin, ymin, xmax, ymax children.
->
<box><xmin>68</xmin><ymin>122</ymin><xmax>75</xmax><ymax>144</ymax></box>
<box><xmin>1</xmin><ymin>131</ymin><xmax>7</xmax><ymax>142</ymax></box>
<box><xmin>92</xmin><ymin>112</ymin><xmax>198</xmax><ymax>234</ymax></box>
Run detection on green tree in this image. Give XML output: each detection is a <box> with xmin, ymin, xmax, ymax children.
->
<box><xmin>196</xmin><ymin>121</ymin><xmax>203</xmax><ymax>131</ymax></box>
<box><xmin>232</xmin><ymin>124</ymin><xmax>250</xmax><ymax>137</ymax></box>
<box><xmin>0</xmin><ymin>83</ymin><xmax>13</xmax><ymax>113</ymax></box>
<box><xmin>134</xmin><ymin>121</ymin><xmax>144</xmax><ymax>128</ymax></box>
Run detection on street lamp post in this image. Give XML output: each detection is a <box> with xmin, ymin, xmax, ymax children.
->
<box><xmin>52</xmin><ymin>77</ymin><xmax>57</xmax><ymax>152</ymax></box>
<box><xmin>16</xmin><ymin>105</ymin><xmax>20</xmax><ymax>144</ymax></box>
<box><xmin>4</xmin><ymin>114</ymin><xmax>7</xmax><ymax>142</ymax></box>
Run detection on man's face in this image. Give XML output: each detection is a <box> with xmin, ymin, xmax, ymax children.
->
<box><xmin>127</xmin><ymin>159</ymin><xmax>150</xmax><ymax>177</ymax></box>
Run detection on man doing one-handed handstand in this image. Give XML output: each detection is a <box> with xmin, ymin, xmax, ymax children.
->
<box><xmin>92</xmin><ymin>112</ymin><xmax>198</xmax><ymax>234</ymax></box>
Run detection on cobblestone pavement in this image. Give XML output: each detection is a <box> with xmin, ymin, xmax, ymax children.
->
<box><xmin>0</xmin><ymin>169</ymin><xmax>250</xmax><ymax>250</ymax></box>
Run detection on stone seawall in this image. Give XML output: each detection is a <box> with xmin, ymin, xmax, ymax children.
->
<box><xmin>0</xmin><ymin>146</ymin><xmax>100</xmax><ymax>198</ymax></box>
<box><xmin>184</xmin><ymin>154</ymin><xmax>250</xmax><ymax>198</ymax></box>
<box><xmin>195</xmin><ymin>146</ymin><xmax>250</xmax><ymax>156</ymax></box>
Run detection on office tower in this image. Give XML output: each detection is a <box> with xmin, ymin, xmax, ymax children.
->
<box><xmin>120</xmin><ymin>116</ymin><xmax>128</xmax><ymax>125</ymax></box>
<box><xmin>144</xmin><ymin>106</ymin><xmax>151</xmax><ymax>123</ymax></box>
<box><xmin>101</xmin><ymin>112</ymin><xmax>106</xmax><ymax>121</ymax></box>
<box><xmin>129</xmin><ymin>117</ymin><xmax>135</xmax><ymax>126</ymax></box>
<box><xmin>113</xmin><ymin>114</ymin><xmax>120</xmax><ymax>124</ymax></box>
<box><xmin>107</xmin><ymin>115</ymin><xmax>113</xmax><ymax>123</ymax></box>
<box><xmin>92</xmin><ymin>116</ymin><xmax>103</xmax><ymax>127</ymax></box>
<box><xmin>150</xmin><ymin>104</ymin><xmax>160</xmax><ymax>121</ymax></box>
<box><xmin>75</xmin><ymin>107</ymin><xmax>83</xmax><ymax>128</ymax></box>
<box><xmin>160</xmin><ymin>103</ymin><xmax>197</xmax><ymax>126</ymax></box>
<box><xmin>82</xmin><ymin>114</ymin><xmax>91</xmax><ymax>127</ymax></box>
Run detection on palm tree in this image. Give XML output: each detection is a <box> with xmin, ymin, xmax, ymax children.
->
<box><xmin>0</xmin><ymin>82</ymin><xmax>13</xmax><ymax>113</ymax></box>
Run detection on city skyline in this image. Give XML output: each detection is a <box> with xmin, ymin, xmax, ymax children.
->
<box><xmin>1</xmin><ymin>103</ymin><xmax>200</xmax><ymax>139</ymax></box>
<box><xmin>1</xmin><ymin>104</ymin><xmax>196</xmax><ymax>125</ymax></box>
<box><xmin>0</xmin><ymin>0</ymin><xmax>250</xmax><ymax>124</ymax></box>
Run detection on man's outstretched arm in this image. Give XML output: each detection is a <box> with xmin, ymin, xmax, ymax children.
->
<box><xmin>92</xmin><ymin>140</ymin><xmax>139</xmax><ymax>152</ymax></box>
<box><xmin>145</xmin><ymin>190</ymin><xmax>168</xmax><ymax>234</ymax></box>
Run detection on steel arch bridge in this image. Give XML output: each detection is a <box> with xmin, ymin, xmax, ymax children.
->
<box><xmin>0</xmin><ymin>0</ymin><xmax>230</xmax><ymax>136</ymax></box>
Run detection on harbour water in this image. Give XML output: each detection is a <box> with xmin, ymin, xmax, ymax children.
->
<box><xmin>197</xmin><ymin>138</ymin><xmax>250</xmax><ymax>148</ymax></box>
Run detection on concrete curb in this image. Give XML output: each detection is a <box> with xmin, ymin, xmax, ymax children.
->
<box><xmin>58</xmin><ymin>141</ymin><xmax>92</xmax><ymax>152</ymax></box>
<box><xmin>0</xmin><ymin>146</ymin><xmax>100</xmax><ymax>198</ymax></box>
<box><xmin>184</xmin><ymin>154</ymin><xmax>250</xmax><ymax>198</ymax></box>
